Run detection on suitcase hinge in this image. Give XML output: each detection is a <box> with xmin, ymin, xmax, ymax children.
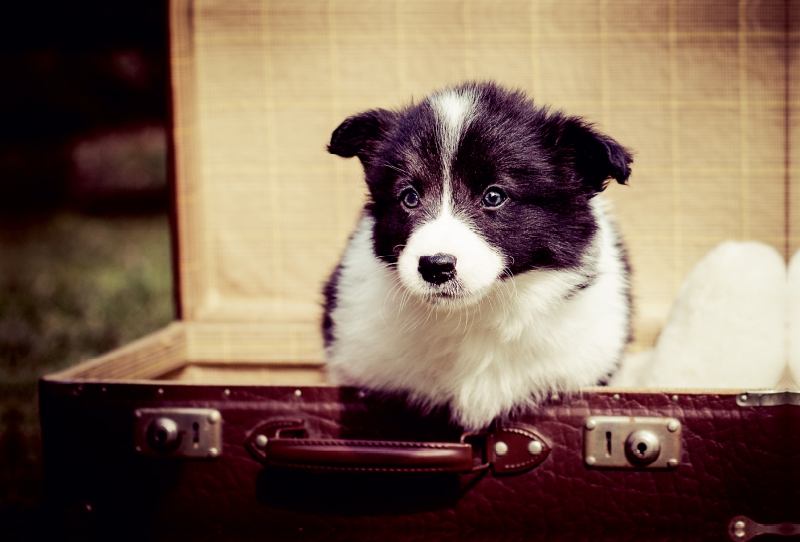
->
<box><xmin>729</xmin><ymin>516</ymin><xmax>800</xmax><ymax>540</ymax></box>
<box><xmin>736</xmin><ymin>390</ymin><xmax>800</xmax><ymax>407</ymax></box>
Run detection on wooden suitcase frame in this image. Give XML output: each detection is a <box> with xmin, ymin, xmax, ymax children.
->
<box><xmin>40</xmin><ymin>1</ymin><xmax>799</xmax><ymax>539</ymax></box>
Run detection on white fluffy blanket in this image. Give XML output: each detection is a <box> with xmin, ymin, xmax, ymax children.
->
<box><xmin>611</xmin><ymin>241</ymin><xmax>794</xmax><ymax>389</ymax></box>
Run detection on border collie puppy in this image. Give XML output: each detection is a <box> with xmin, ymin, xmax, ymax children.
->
<box><xmin>323</xmin><ymin>82</ymin><xmax>632</xmax><ymax>430</ymax></box>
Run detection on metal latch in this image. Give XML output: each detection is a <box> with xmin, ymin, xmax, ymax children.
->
<box><xmin>583</xmin><ymin>416</ymin><xmax>681</xmax><ymax>469</ymax></box>
<box><xmin>134</xmin><ymin>408</ymin><xmax>222</xmax><ymax>459</ymax></box>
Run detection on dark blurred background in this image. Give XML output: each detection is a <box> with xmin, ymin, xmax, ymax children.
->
<box><xmin>0</xmin><ymin>2</ymin><xmax>173</xmax><ymax>538</ymax></box>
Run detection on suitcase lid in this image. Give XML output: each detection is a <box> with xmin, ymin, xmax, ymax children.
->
<box><xmin>164</xmin><ymin>0</ymin><xmax>792</xmax><ymax>363</ymax></box>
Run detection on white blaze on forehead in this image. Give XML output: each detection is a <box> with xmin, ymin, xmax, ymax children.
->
<box><xmin>430</xmin><ymin>88</ymin><xmax>478</xmax><ymax>162</ymax></box>
<box><xmin>397</xmin><ymin>87</ymin><xmax>498</xmax><ymax>303</ymax></box>
<box><xmin>429</xmin><ymin>88</ymin><xmax>479</xmax><ymax>213</ymax></box>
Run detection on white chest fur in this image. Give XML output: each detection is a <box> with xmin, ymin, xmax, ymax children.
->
<box><xmin>325</xmin><ymin>199</ymin><xmax>630</xmax><ymax>430</ymax></box>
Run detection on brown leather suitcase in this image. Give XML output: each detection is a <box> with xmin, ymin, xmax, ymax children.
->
<box><xmin>40</xmin><ymin>1</ymin><xmax>799</xmax><ymax>540</ymax></box>
<box><xmin>39</xmin><ymin>381</ymin><xmax>798</xmax><ymax>540</ymax></box>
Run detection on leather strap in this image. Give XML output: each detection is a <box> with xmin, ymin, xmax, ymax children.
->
<box><xmin>245</xmin><ymin>420</ymin><xmax>550</xmax><ymax>475</ymax></box>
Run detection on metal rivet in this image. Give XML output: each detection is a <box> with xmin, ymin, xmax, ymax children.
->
<box><xmin>157</xmin><ymin>388</ymin><xmax>164</xmax><ymax>395</ymax></box>
<box><xmin>294</xmin><ymin>389</ymin><xmax>302</xmax><ymax>397</ymax></box>
<box><xmin>671</xmin><ymin>394</ymin><xmax>679</xmax><ymax>402</ymax></box>
<box><xmin>667</xmin><ymin>458</ymin><xmax>678</xmax><ymax>468</ymax></box>
<box><xmin>585</xmin><ymin>419</ymin><xmax>597</xmax><ymax>430</ymax></box>
<box><xmin>85</xmin><ymin>504</ymin><xmax>92</xmax><ymax>513</ymax></box>
<box><xmin>734</xmin><ymin>520</ymin><xmax>746</xmax><ymax>529</ymax></box>
<box><xmin>357</xmin><ymin>390</ymin><xmax>366</xmax><ymax>399</ymax></box>
<box><xmin>101</xmin><ymin>386</ymin><xmax>107</xmax><ymax>393</ymax></box>
<box><xmin>527</xmin><ymin>440</ymin><xmax>543</xmax><ymax>455</ymax></box>
<box><xmin>550</xmin><ymin>393</ymin><xmax>560</xmax><ymax>402</ymax></box>
<box><xmin>667</xmin><ymin>420</ymin><xmax>679</xmax><ymax>432</ymax></box>
<box><xmin>495</xmin><ymin>441</ymin><xmax>508</xmax><ymax>456</ymax></box>
<box><xmin>134</xmin><ymin>410</ymin><xmax>142</xmax><ymax>419</ymax></box>
<box><xmin>135</xmin><ymin>445</ymin><xmax>142</xmax><ymax>452</ymax></box>
<box><xmin>254</xmin><ymin>434</ymin><xmax>268</xmax><ymax>449</ymax></box>
<box><xmin>586</xmin><ymin>456</ymin><xmax>596</xmax><ymax>466</ymax></box>
<box><xmin>734</xmin><ymin>529</ymin><xmax>745</xmax><ymax>539</ymax></box>
<box><xmin>612</xmin><ymin>393</ymin><xmax>620</xmax><ymax>402</ymax></box>
<box><xmin>208</xmin><ymin>411</ymin><xmax>221</xmax><ymax>424</ymax></box>
<box><xmin>739</xmin><ymin>393</ymin><xmax>748</xmax><ymax>403</ymax></box>
<box><xmin>208</xmin><ymin>447</ymin><xmax>219</xmax><ymax>458</ymax></box>
<box><xmin>224</xmin><ymin>389</ymin><xmax>231</xmax><ymax>397</ymax></box>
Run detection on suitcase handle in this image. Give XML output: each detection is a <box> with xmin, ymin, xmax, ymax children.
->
<box><xmin>266</xmin><ymin>437</ymin><xmax>476</xmax><ymax>472</ymax></box>
<box><xmin>245</xmin><ymin>420</ymin><xmax>550</xmax><ymax>474</ymax></box>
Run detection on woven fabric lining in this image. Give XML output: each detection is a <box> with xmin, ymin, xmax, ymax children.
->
<box><xmin>170</xmin><ymin>0</ymin><xmax>797</xmax><ymax>360</ymax></box>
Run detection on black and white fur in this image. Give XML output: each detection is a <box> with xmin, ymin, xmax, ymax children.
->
<box><xmin>323</xmin><ymin>82</ymin><xmax>633</xmax><ymax>430</ymax></box>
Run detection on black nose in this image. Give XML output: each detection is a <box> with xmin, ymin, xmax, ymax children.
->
<box><xmin>418</xmin><ymin>253</ymin><xmax>457</xmax><ymax>285</ymax></box>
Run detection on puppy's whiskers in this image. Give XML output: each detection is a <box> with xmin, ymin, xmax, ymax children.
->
<box><xmin>383</xmin><ymin>163</ymin><xmax>412</xmax><ymax>177</ymax></box>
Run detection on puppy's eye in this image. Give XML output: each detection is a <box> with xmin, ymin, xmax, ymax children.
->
<box><xmin>481</xmin><ymin>188</ymin><xmax>507</xmax><ymax>208</ymax></box>
<box><xmin>400</xmin><ymin>188</ymin><xmax>420</xmax><ymax>209</ymax></box>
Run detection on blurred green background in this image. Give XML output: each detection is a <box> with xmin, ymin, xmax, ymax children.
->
<box><xmin>0</xmin><ymin>213</ymin><xmax>173</xmax><ymax>525</ymax></box>
<box><xmin>0</xmin><ymin>2</ymin><xmax>171</xmax><ymax>537</ymax></box>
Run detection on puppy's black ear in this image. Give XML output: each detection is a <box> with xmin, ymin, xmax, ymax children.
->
<box><xmin>328</xmin><ymin>109</ymin><xmax>396</xmax><ymax>164</ymax></box>
<box><xmin>559</xmin><ymin>119</ymin><xmax>633</xmax><ymax>192</ymax></box>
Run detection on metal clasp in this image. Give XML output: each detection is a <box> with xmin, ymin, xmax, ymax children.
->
<box><xmin>584</xmin><ymin>416</ymin><xmax>681</xmax><ymax>470</ymax></box>
<box><xmin>134</xmin><ymin>408</ymin><xmax>223</xmax><ymax>459</ymax></box>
